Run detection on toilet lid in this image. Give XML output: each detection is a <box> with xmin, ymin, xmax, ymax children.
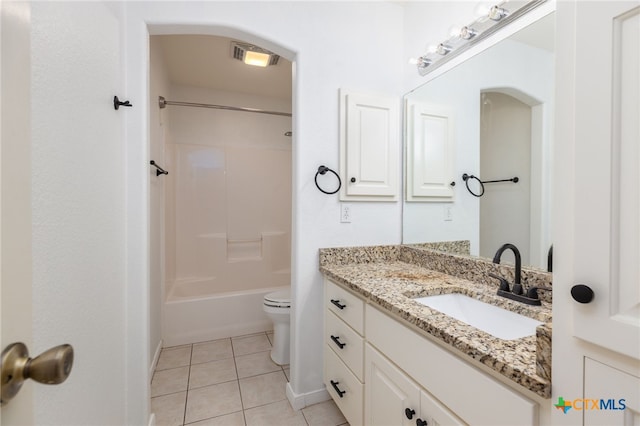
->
<box><xmin>264</xmin><ymin>290</ymin><xmax>291</xmax><ymax>307</ymax></box>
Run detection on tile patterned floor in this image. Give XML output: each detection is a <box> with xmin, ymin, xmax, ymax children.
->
<box><xmin>151</xmin><ymin>332</ymin><xmax>349</xmax><ymax>426</ymax></box>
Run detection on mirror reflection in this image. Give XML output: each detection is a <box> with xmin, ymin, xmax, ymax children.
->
<box><xmin>403</xmin><ymin>12</ymin><xmax>555</xmax><ymax>270</ymax></box>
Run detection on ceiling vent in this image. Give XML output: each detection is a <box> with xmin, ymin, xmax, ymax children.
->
<box><xmin>231</xmin><ymin>41</ymin><xmax>280</xmax><ymax>67</ymax></box>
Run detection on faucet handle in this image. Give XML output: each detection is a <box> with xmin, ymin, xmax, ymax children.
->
<box><xmin>526</xmin><ymin>286</ymin><xmax>552</xmax><ymax>299</ymax></box>
<box><xmin>489</xmin><ymin>273</ymin><xmax>510</xmax><ymax>292</ymax></box>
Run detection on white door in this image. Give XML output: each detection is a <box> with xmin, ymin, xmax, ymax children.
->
<box><xmin>1</xmin><ymin>2</ymin><xmax>34</xmax><ymax>422</ymax></box>
<box><xmin>569</xmin><ymin>1</ymin><xmax>640</xmax><ymax>361</ymax></box>
<box><xmin>554</xmin><ymin>1</ymin><xmax>640</xmax><ymax>424</ymax></box>
<box><xmin>1</xmin><ymin>2</ymin><xmax>146</xmax><ymax>424</ymax></box>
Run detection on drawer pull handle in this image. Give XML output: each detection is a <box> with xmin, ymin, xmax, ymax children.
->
<box><xmin>405</xmin><ymin>408</ymin><xmax>416</xmax><ymax>420</ymax></box>
<box><xmin>330</xmin><ymin>299</ymin><xmax>346</xmax><ymax>310</ymax></box>
<box><xmin>330</xmin><ymin>335</ymin><xmax>346</xmax><ymax>349</ymax></box>
<box><xmin>330</xmin><ymin>380</ymin><xmax>346</xmax><ymax>398</ymax></box>
<box><xmin>416</xmin><ymin>418</ymin><xmax>428</xmax><ymax>426</ymax></box>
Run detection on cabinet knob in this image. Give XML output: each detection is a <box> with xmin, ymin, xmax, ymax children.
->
<box><xmin>350</xmin><ymin>177</ymin><xmax>356</xmax><ymax>183</ymax></box>
<box><xmin>450</xmin><ymin>181</ymin><xmax>456</xmax><ymax>186</ymax></box>
<box><xmin>571</xmin><ymin>284</ymin><xmax>594</xmax><ymax>304</ymax></box>
<box><xmin>405</xmin><ymin>408</ymin><xmax>416</xmax><ymax>419</ymax></box>
<box><xmin>416</xmin><ymin>418</ymin><xmax>428</xmax><ymax>426</ymax></box>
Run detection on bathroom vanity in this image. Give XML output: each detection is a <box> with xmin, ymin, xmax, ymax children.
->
<box><xmin>320</xmin><ymin>245</ymin><xmax>552</xmax><ymax>425</ymax></box>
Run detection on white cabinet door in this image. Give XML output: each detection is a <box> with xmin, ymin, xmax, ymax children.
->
<box><xmin>420</xmin><ymin>389</ymin><xmax>466</xmax><ymax>426</ymax></box>
<box><xmin>569</xmin><ymin>1</ymin><xmax>640</xmax><ymax>361</ymax></box>
<box><xmin>584</xmin><ymin>358</ymin><xmax>640</xmax><ymax>425</ymax></box>
<box><xmin>405</xmin><ymin>100</ymin><xmax>455</xmax><ymax>201</ymax></box>
<box><xmin>365</xmin><ymin>343</ymin><xmax>420</xmax><ymax>426</ymax></box>
<box><xmin>340</xmin><ymin>90</ymin><xmax>399</xmax><ymax>201</ymax></box>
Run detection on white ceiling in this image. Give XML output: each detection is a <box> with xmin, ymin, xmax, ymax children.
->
<box><xmin>155</xmin><ymin>35</ymin><xmax>292</xmax><ymax>100</ymax></box>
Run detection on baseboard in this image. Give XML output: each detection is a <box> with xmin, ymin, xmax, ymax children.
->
<box><xmin>149</xmin><ymin>339</ymin><xmax>163</xmax><ymax>381</ymax></box>
<box><xmin>286</xmin><ymin>382</ymin><xmax>330</xmax><ymax>411</ymax></box>
<box><xmin>147</xmin><ymin>413</ymin><xmax>156</xmax><ymax>426</ymax></box>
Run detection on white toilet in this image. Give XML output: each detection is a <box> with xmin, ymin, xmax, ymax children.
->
<box><xmin>263</xmin><ymin>289</ymin><xmax>291</xmax><ymax>365</ymax></box>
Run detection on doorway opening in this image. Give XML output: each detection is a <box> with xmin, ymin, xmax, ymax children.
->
<box><xmin>148</xmin><ymin>33</ymin><xmax>293</xmax><ymax>351</ymax></box>
<box><xmin>479</xmin><ymin>89</ymin><xmax>547</xmax><ymax>267</ymax></box>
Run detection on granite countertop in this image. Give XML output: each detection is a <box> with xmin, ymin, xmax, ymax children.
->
<box><xmin>319</xmin><ymin>246</ymin><xmax>552</xmax><ymax>399</ymax></box>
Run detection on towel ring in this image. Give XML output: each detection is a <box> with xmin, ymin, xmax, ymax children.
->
<box><xmin>315</xmin><ymin>166</ymin><xmax>341</xmax><ymax>195</ymax></box>
<box><xmin>462</xmin><ymin>173</ymin><xmax>484</xmax><ymax>197</ymax></box>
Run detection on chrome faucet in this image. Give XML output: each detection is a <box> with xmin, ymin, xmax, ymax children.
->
<box><xmin>492</xmin><ymin>243</ymin><xmax>522</xmax><ymax>294</ymax></box>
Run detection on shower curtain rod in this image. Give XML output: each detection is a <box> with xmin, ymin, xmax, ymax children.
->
<box><xmin>158</xmin><ymin>96</ymin><xmax>292</xmax><ymax>117</ymax></box>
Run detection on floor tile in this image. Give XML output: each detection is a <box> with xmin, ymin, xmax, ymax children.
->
<box><xmin>151</xmin><ymin>391</ymin><xmax>187</xmax><ymax>426</ymax></box>
<box><xmin>151</xmin><ymin>366</ymin><xmax>190</xmax><ymax>397</ymax></box>
<box><xmin>231</xmin><ymin>334</ymin><xmax>271</xmax><ymax>356</ymax></box>
<box><xmin>302</xmin><ymin>400</ymin><xmax>347</xmax><ymax>426</ymax></box>
<box><xmin>185</xmin><ymin>410</ymin><xmax>245</xmax><ymax>426</ymax></box>
<box><xmin>244</xmin><ymin>400</ymin><xmax>307</xmax><ymax>426</ymax></box>
<box><xmin>157</xmin><ymin>346</ymin><xmax>192</xmax><ymax>371</ymax></box>
<box><xmin>192</xmin><ymin>339</ymin><xmax>233</xmax><ymax>364</ymax></box>
<box><xmin>185</xmin><ymin>381</ymin><xmax>243</xmax><ymax>424</ymax></box>
<box><xmin>238</xmin><ymin>370</ymin><xmax>288</xmax><ymax>409</ymax></box>
<box><xmin>235</xmin><ymin>351</ymin><xmax>281</xmax><ymax>379</ymax></box>
<box><xmin>189</xmin><ymin>357</ymin><xmax>237</xmax><ymax>389</ymax></box>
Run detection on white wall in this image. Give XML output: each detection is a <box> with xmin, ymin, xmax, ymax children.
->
<box><xmin>149</xmin><ymin>37</ymin><xmax>172</xmax><ymax>373</ymax></box>
<box><xmin>124</xmin><ymin>0</ymin><xmax>404</xmax><ymax>407</ymax></box>
<box><xmin>480</xmin><ymin>92</ymin><xmax>532</xmax><ymax>263</ymax></box>
<box><xmin>30</xmin><ymin>2</ymin><xmax>142</xmax><ymax>424</ymax></box>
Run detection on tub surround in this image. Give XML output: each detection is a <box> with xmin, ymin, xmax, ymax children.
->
<box><xmin>319</xmin><ymin>244</ymin><xmax>552</xmax><ymax>399</ymax></box>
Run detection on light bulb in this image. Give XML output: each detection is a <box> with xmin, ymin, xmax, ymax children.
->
<box><xmin>459</xmin><ymin>26</ymin><xmax>478</xmax><ymax>40</ymax></box>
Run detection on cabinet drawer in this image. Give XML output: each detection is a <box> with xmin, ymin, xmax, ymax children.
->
<box><xmin>325</xmin><ymin>280</ymin><xmax>364</xmax><ymax>334</ymax></box>
<box><xmin>366</xmin><ymin>305</ymin><xmax>536</xmax><ymax>426</ymax></box>
<box><xmin>324</xmin><ymin>345</ymin><xmax>364</xmax><ymax>426</ymax></box>
<box><xmin>325</xmin><ymin>310</ymin><xmax>365</xmax><ymax>380</ymax></box>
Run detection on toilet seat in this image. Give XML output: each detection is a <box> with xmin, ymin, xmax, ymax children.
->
<box><xmin>264</xmin><ymin>290</ymin><xmax>291</xmax><ymax>308</ymax></box>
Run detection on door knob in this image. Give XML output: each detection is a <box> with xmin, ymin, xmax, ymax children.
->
<box><xmin>1</xmin><ymin>342</ymin><xmax>74</xmax><ymax>406</ymax></box>
<box><xmin>571</xmin><ymin>284</ymin><xmax>594</xmax><ymax>304</ymax></box>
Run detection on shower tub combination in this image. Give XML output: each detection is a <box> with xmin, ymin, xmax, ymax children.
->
<box><xmin>163</xmin><ymin>231</ymin><xmax>290</xmax><ymax>347</ymax></box>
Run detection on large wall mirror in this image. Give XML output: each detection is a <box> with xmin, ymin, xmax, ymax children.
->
<box><xmin>403</xmin><ymin>8</ymin><xmax>555</xmax><ymax>270</ymax></box>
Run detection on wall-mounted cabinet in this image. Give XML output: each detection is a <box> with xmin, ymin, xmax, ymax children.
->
<box><xmin>405</xmin><ymin>100</ymin><xmax>455</xmax><ymax>202</ymax></box>
<box><xmin>339</xmin><ymin>90</ymin><xmax>399</xmax><ymax>201</ymax></box>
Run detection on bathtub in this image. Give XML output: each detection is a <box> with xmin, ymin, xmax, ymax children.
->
<box><xmin>162</xmin><ymin>277</ymin><xmax>290</xmax><ymax>347</ymax></box>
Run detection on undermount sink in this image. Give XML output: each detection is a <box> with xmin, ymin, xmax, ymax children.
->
<box><xmin>413</xmin><ymin>293</ymin><xmax>543</xmax><ymax>340</ymax></box>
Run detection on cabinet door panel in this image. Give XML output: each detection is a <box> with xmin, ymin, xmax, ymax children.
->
<box><xmin>584</xmin><ymin>358</ymin><xmax>640</xmax><ymax>425</ymax></box>
<box><xmin>325</xmin><ymin>310</ymin><xmax>364</xmax><ymax>380</ymax></box>
<box><xmin>405</xmin><ymin>100</ymin><xmax>455</xmax><ymax>201</ymax></box>
<box><xmin>365</xmin><ymin>343</ymin><xmax>420</xmax><ymax>426</ymax></box>
<box><xmin>324</xmin><ymin>345</ymin><xmax>363</xmax><ymax>426</ymax></box>
<box><xmin>570</xmin><ymin>1</ymin><xmax>640</xmax><ymax>360</ymax></box>
<box><xmin>420</xmin><ymin>389</ymin><xmax>466</xmax><ymax>426</ymax></box>
<box><xmin>339</xmin><ymin>90</ymin><xmax>399</xmax><ymax>200</ymax></box>
<box><xmin>325</xmin><ymin>279</ymin><xmax>364</xmax><ymax>334</ymax></box>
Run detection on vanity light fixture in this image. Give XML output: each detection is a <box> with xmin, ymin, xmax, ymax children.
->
<box><xmin>459</xmin><ymin>26</ymin><xmax>478</xmax><ymax>40</ymax></box>
<box><xmin>231</xmin><ymin>41</ymin><xmax>280</xmax><ymax>67</ymax></box>
<box><xmin>488</xmin><ymin>5</ymin><xmax>509</xmax><ymax>21</ymax></box>
<box><xmin>417</xmin><ymin>57</ymin><xmax>432</xmax><ymax>69</ymax></box>
<box><xmin>436</xmin><ymin>43</ymin><xmax>453</xmax><ymax>55</ymax></box>
<box><xmin>412</xmin><ymin>0</ymin><xmax>547</xmax><ymax>76</ymax></box>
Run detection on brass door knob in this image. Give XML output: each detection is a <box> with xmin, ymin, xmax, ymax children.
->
<box><xmin>1</xmin><ymin>342</ymin><xmax>74</xmax><ymax>406</ymax></box>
